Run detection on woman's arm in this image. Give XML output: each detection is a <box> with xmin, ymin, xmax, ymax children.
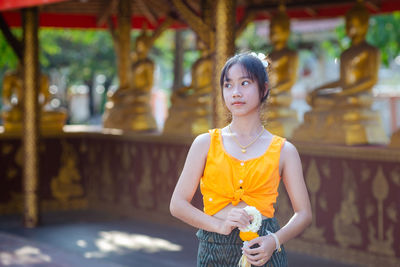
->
<box><xmin>170</xmin><ymin>133</ymin><xmax>219</xmax><ymax>232</ymax></box>
<box><xmin>274</xmin><ymin>141</ymin><xmax>312</xmax><ymax>245</ymax></box>
<box><xmin>170</xmin><ymin>133</ymin><xmax>252</xmax><ymax>234</ymax></box>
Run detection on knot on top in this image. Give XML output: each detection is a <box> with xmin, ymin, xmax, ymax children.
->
<box><xmin>232</xmin><ymin>188</ymin><xmax>244</xmax><ymax>205</ymax></box>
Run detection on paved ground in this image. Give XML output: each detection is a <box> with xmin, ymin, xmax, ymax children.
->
<box><xmin>0</xmin><ymin>211</ymin><xmax>359</xmax><ymax>267</ymax></box>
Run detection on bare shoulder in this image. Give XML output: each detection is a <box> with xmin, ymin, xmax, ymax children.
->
<box><xmin>280</xmin><ymin>140</ymin><xmax>301</xmax><ymax>165</ymax></box>
<box><xmin>191</xmin><ymin>132</ymin><xmax>211</xmax><ymax>158</ymax></box>
<box><xmin>281</xmin><ymin>140</ymin><xmax>299</xmax><ymax>156</ymax></box>
<box><xmin>193</xmin><ymin>132</ymin><xmax>211</xmax><ymax>146</ymax></box>
<box><xmin>280</xmin><ymin>140</ymin><xmax>304</xmax><ymax>179</ymax></box>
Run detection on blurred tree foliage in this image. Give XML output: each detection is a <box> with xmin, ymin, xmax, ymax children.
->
<box><xmin>0</xmin><ymin>27</ymin><xmax>197</xmax><ymax>109</ymax></box>
<box><xmin>151</xmin><ymin>29</ymin><xmax>200</xmax><ymax>93</ymax></box>
<box><xmin>0</xmin><ymin>29</ymin><xmax>116</xmax><ymax>83</ymax></box>
<box><xmin>0</xmin><ymin>28</ymin><xmax>117</xmax><ymax>117</ymax></box>
<box><xmin>40</xmin><ymin>29</ymin><xmax>116</xmax><ymax>85</ymax></box>
<box><xmin>0</xmin><ymin>29</ymin><xmax>21</xmax><ymax>92</ymax></box>
<box><xmin>321</xmin><ymin>12</ymin><xmax>400</xmax><ymax>66</ymax></box>
<box><xmin>236</xmin><ymin>22</ymin><xmax>268</xmax><ymax>53</ymax></box>
<box><xmin>0</xmin><ymin>27</ymin><xmax>190</xmax><ymax>119</ymax></box>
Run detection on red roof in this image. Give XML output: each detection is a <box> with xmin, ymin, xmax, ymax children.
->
<box><xmin>0</xmin><ymin>0</ymin><xmax>399</xmax><ymax>29</ymax></box>
<box><xmin>0</xmin><ymin>0</ymin><xmax>69</xmax><ymax>11</ymax></box>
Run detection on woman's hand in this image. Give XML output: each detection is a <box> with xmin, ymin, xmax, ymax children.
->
<box><xmin>242</xmin><ymin>235</ymin><xmax>276</xmax><ymax>266</ymax></box>
<box><xmin>217</xmin><ymin>208</ymin><xmax>253</xmax><ymax>235</ymax></box>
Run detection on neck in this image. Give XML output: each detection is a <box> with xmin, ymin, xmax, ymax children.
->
<box><xmin>200</xmin><ymin>49</ymin><xmax>209</xmax><ymax>57</ymax></box>
<box><xmin>273</xmin><ymin>42</ymin><xmax>287</xmax><ymax>51</ymax></box>
<box><xmin>230</xmin><ymin>115</ymin><xmax>263</xmax><ymax>136</ymax></box>
<box><xmin>352</xmin><ymin>36</ymin><xmax>365</xmax><ymax>46</ymax></box>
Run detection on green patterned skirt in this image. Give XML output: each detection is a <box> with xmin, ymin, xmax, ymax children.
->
<box><xmin>196</xmin><ymin>217</ymin><xmax>288</xmax><ymax>267</ymax></box>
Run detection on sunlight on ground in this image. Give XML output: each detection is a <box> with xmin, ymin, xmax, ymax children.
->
<box><xmin>83</xmin><ymin>231</ymin><xmax>182</xmax><ymax>259</ymax></box>
<box><xmin>76</xmin><ymin>240</ymin><xmax>88</xmax><ymax>248</ymax></box>
<box><xmin>0</xmin><ymin>246</ymin><xmax>52</xmax><ymax>265</ymax></box>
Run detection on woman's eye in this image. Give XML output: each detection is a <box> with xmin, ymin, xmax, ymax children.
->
<box><xmin>224</xmin><ymin>83</ymin><xmax>232</xmax><ymax>88</ymax></box>
<box><xmin>242</xmin><ymin>80</ymin><xmax>250</xmax><ymax>86</ymax></box>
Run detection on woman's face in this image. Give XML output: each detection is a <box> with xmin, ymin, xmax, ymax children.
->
<box><xmin>222</xmin><ymin>63</ymin><xmax>262</xmax><ymax>117</ymax></box>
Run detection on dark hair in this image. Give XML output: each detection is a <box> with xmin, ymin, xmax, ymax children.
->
<box><xmin>220</xmin><ymin>52</ymin><xmax>269</xmax><ymax>103</ymax></box>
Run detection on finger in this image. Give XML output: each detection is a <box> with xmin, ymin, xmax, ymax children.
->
<box><xmin>229</xmin><ymin>214</ymin><xmax>252</xmax><ymax>229</ymax></box>
<box><xmin>243</xmin><ymin>251</ymin><xmax>262</xmax><ymax>261</ymax></box>
<box><xmin>247</xmin><ymin>257</ymin><xmax>267</xmax><ymax>266</ymax></box>
<box><xmin>243</xmin><ymin>245</ymin><xmax>264</xmax><ymax>256</ymax></box>
<box><xmin>242</xmin><ymin>209</ymin><xmax>253</xmax><ymax>220</ymax></box>
<box><xmin>239</xmin><ymin>217</ymin><xmax>253</xmax><ymax>228</ymax></box>
<box><xmin>240</xmin><ymin>213</ymin><xmax>254</xmax><ymax>226</ymax></box>
<box><xmin>257</xmin><ymin>258</ymin><xmax>268</xmax><ymax>266</ymax></box>
<box><xmin>225</xmin><ymin>218</ymin><xmax>247</xmax><ymax>230</ymax></box>
<box><xmin>234</xmin><ymin>209</ymin><xmax>252</xmax><ymax>221</ymax></box>
<box><xmin>227</xmin><ymin>210</ymin><xmax>246</xmax><ymax>220</ymax></box>
<box><xmin>223</xmin><ymin>220</ymin><xmax>237</xmax><ymax>230</ymax></box>
<box><xmin>229</xmin><ymin>207</ymin><xmax>246</xmax><ymax>216</ymax></box>
<box><xmin>246</xmin><ymin>236</ymin><xmax>263</xmax><ymax>248</ymax></box>
<box><xmin>226</xmin><ymin>213</ymin><xmax>247</xmax><ymax>224</ymax></box>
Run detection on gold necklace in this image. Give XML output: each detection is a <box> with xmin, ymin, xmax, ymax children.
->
<box><xmin>228</xmin><ymin>125</ymin><xmax>265</xmax><ymax>153</ymax></box>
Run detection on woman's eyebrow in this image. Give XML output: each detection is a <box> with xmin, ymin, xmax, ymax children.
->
<box><xmin>224</xmin><ymin>75</ymin><xmax>252</xmax><ymax>82</ymax></box>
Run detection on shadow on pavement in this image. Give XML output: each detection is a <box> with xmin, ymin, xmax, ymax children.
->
<box><xmin>0</xmin><ymin>211</ymin><xmax>359</xmax><ymax>267</ymax></box>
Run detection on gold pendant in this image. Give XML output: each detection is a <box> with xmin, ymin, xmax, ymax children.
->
<box><xmin>241</xmin><ymin>149</ymin><xmax>246</xmax><ymax>153</ymax></box>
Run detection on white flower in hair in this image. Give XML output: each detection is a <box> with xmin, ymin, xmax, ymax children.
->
<box><xmin>250</xmin><ymin>52</ymin><xmax>269</xmax><ymax>67</ymax></box>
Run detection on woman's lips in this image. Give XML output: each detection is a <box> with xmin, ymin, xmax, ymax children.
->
<box><xmin>232</xmin><ymin>101</ymin><xmax>245</xmax><ymax>106</ymax></box>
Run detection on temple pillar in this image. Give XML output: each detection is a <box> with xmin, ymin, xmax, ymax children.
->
<box><xmin>116</xmin><ymin>0</ymin><xmax>131</xmax><ymax>89</ymax></box>
<box><xmin>213</xmin><ymin>0</ymin><xmax>236</xmax><ymax>128</ymax></box>
<box><xmin>172</xmin><ymin>30</ymin><xmax>184</xmax><ymax>91</ymax></box>
<box><xmin>22</xmin><ymin>8</ymin><xmax>39</xmax><ymax>228</ymax></box>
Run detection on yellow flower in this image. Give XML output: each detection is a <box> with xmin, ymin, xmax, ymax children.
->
<box><xmin>238</xmin><ymin>207</ymin><xmax>262</xmax><ymax>267</ymax></box>
<box><xmin>239</xmin><ymin>231</ymin><xmax>259</xmax><ymax>241</ymax></box>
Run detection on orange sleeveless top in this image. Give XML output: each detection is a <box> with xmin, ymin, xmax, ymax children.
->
<box><xmin>200</xmin><ymin>129</ymin><xmax>286</xmax><ymax>218</ymax></box>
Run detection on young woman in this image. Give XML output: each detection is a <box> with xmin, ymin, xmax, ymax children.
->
<box><xmin>170</xmin><ymin>53</ymin><xmax>312</xmax><ymax>267</ymax></box>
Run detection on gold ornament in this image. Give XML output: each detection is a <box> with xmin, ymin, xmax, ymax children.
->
<box><xmin>228</xmin><ymin>125</ymin><xmax>264</xmax><ymax>153</ymax></box>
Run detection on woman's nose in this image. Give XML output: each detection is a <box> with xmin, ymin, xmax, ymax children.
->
<box><xmin>232</xmin><ymin>86</ymin><xmax>242</xmax><ymax>97</ymax></box>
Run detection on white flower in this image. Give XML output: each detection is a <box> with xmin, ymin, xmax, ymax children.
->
<box><xmin>240</xmin><ymin>206</ymin><xmax>262</xmax><ymax>232</ymax></box>
<box><xmin>250</xmin><ymin>52</ymin><xmax>269</xmax><ymax>67</ymax></box>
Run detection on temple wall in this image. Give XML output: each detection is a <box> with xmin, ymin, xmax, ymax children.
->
<box><xmin>275</xmin><ymin>143</ymin><xmax>400</xmax><ymax>267</ymax></box>
<box><xmin>0</xmin><ymin>128</ymin><xmax>399</xmax><ymax>266</ymax></box>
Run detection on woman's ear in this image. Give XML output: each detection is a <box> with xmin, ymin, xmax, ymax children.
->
<box><xmin>260</xmin><ymin>82</ymin><xmax>269</xmax><ymax>103</ymax></box>
<box><xmin>263</xmin><ymin>82</ymin><xmax>270</xmax><ymax>98</ymax></box>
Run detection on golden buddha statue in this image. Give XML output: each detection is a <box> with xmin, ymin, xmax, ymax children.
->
<box><xmin>293</xmin><ymin>0</ymin><xmax>388</xmax><ymax>145</ymax></box>
<box><xmin>263</xmin><ymin>5</ymin><xmax>299</xmax><ymax>138</ymax></box>
<box><xmin>163</xmin><ymin>38</ymin><xmax>213</xmax><ymax>136</ymax></box>
<box><xmin>51</xmin><ymin>141</ymin><xmax>83</xmax><ymax>203</ymax></box>
<box><xmin>390</xmin><ymin>129</ymin><xmax>400</xmax><ymax>148</ymax></box>
<box><xmin>2</xmin><ymin>68</ymin><xmax>24</xmax><ymax>131</ymax></box>
<box><xmin>2</xmin><ymin>66</ymin><xmax>66</xmax><ymax>133</ymax></box>
<box><xmin>103</xmin><ymin>29</ymin><xmax>157</xmax><ymax>132</ymax></box>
